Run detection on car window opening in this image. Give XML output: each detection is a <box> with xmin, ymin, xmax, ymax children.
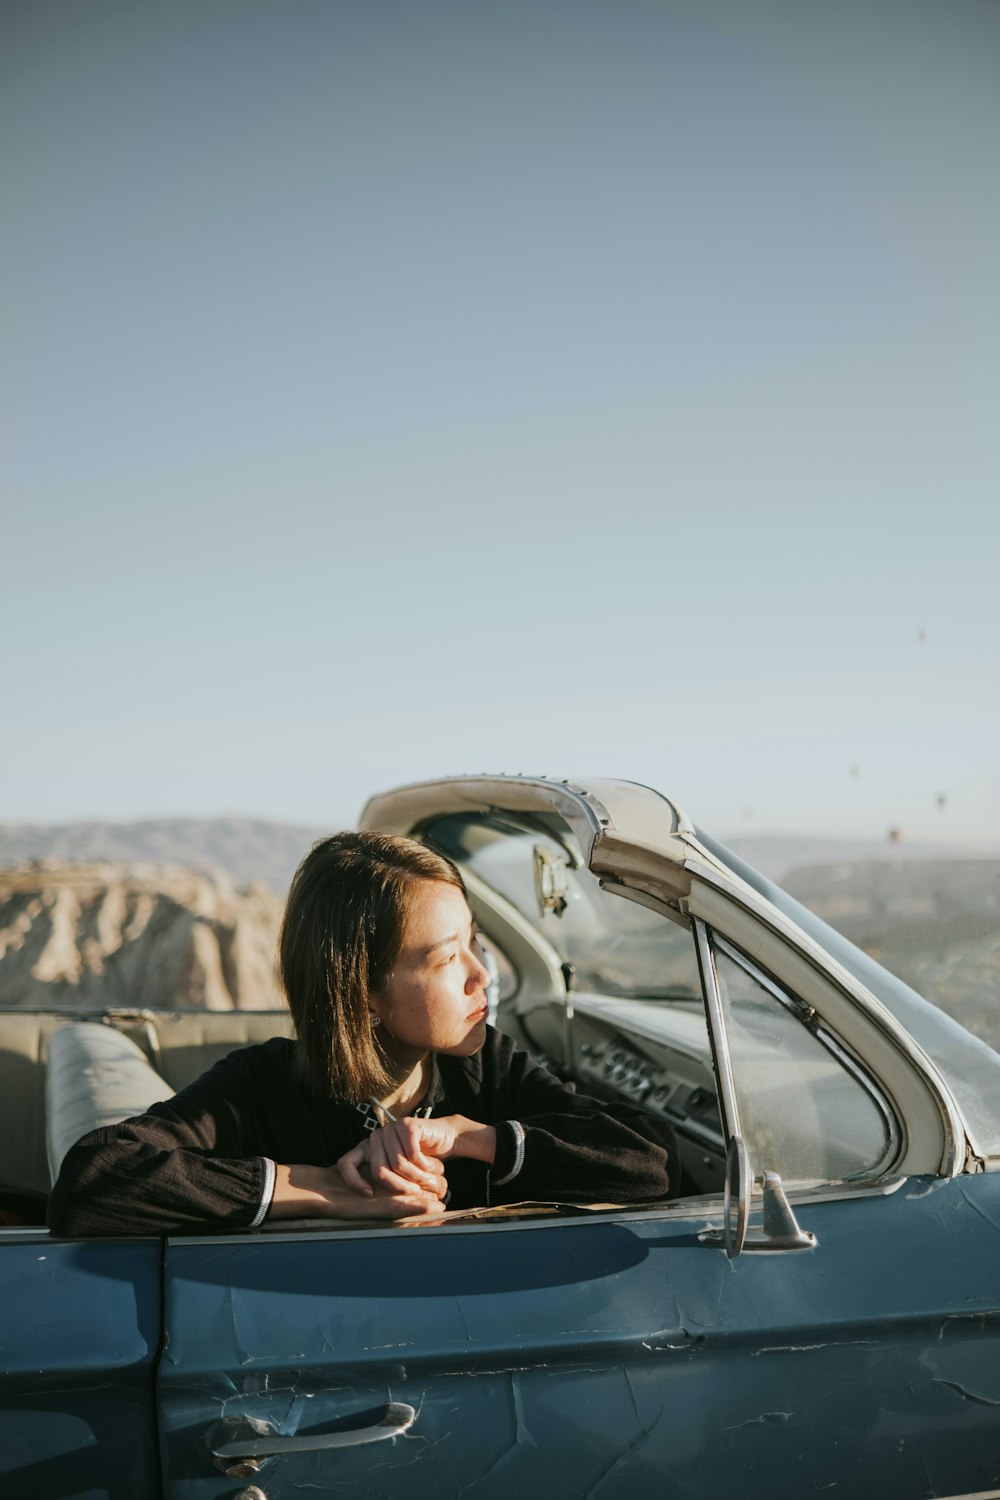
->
<box><xmin>0</xmin><ymin>810</ymin><xmax>919</xmax><ymax>1237</ymax></box>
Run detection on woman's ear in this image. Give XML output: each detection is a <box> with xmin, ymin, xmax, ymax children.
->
<box><xmin>367</xmin><ymin>990</ymin><xmax>389</xmax><ymax>1028</ymax></box>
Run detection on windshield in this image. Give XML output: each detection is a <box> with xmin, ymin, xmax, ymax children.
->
<box><xmin>426</xmin><ymin>813</ymin><xmax>701</xmax><ymax>1001</ymax></box>
<box><xmin>694</xmin><ymin>827</ymin><xmax>1000</xmax><ymax>1160</ymax></box>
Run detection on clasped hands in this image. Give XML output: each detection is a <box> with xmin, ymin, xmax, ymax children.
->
<box><xmin>339</xmin><ymin>1113</ymin><xmax>497</xmax><ymax>1208</ymax></box>
<box><xmin>269</xmin><ymin>1114</ymin><xmax>497</xmax><ymax>1222</ymax></box>
<box><xmin>338</xmin><ymin>1114</ymin><xmax>453</xmax><ymax>1205</ymax></box>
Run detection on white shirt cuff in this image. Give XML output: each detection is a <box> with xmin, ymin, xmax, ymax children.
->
<box><xmin>249</xmin><ymin>1157</ymin><xmax>277</xmax><ymax>1228</ymax></box>
<box><xmin>491</xmin><ymin>1120</ymin><xmax>526</xmax><ymax>1186</ymax></box>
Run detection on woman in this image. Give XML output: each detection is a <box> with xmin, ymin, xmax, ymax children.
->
<box><xmin>48</xmin><ymin>833</ymin><xmax>676</xmax><ymax>1236</ymax></box>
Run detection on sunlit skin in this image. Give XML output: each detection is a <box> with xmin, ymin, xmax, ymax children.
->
<box><xmin>269</xmin><ymin>880</ymin><xmax>497</xmax><ymax>1220</ymax></box>
<box><xmin>370</xmin><ymin>881</ymin><xmax>493</xmax><ymax>1087</ymax></box>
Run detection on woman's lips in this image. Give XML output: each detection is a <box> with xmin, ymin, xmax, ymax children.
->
<box><xmin>468</xmin><ymin>1002</ymin><xmax>489</xmax><ymax>1021</ymax></box>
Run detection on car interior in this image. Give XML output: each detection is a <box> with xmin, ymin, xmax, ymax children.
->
<box><xmin>0</xmin><ymin>809</ymin><xmax>893</xmax><ymax>1232</ymax></box>
<box><xmin>0</xmin><ymin>811</ymin><xmax>729</xmax><ymax>1232</ymax></box>
<box><xmin>0</xmin><ymin>994</ymin><xmax>726</xmax><ymax>1232</ymax></box>
<box><xmin>0</xmin><ymin>1007</ymin><xmax>297</xmax><ymax>1227</ymax></box>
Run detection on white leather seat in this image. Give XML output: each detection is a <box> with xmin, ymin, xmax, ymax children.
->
<box><xmin>46</xmin><ymin>1022</ymin><xmax>175</xmax><ymax>1180</ymax></box>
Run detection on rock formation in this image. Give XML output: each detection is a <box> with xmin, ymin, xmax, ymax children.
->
<box><xmin>0</xmin><ymin>863</ymin><xmax>284</xmax><ymax>1011</ymax></box>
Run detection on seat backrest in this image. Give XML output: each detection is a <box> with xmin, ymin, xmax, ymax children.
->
<box><xmin>0</xmin><ymin>1012</ymin><xmax>148</xmax><ymax>1196</ymax></box>
<box><xmin>0</xmin><ymin>1008</ymin><xmax>294</xmax><ymax>1195</ymax></box>
<box><xmin>152</xmin><ymin>1011</ymin><xmax>294</xmax><ymax>1090</ymax></box>
<box><xmin>46</xmin><ymin>1022</ymin><xmax>176</xmax><ymax>1181</ymax></box>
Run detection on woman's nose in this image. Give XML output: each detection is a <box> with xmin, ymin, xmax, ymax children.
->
<box><xmin>465</xmin><ymin>949</ymin><xmax>490</xmax><ymax>991</ymax></box>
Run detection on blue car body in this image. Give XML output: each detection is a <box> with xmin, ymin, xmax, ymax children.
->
<box><xmin>3</xmin><ymin>776</ymin><xmax>999</xmax><ymax>1499</ymax></box>
<box><xmin>4</xmin><ymin>1180</ymin><xmax>1000</xmax><ymax>1498</ymax></box>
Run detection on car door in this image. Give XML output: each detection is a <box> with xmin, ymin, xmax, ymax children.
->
<box><xmin>155</xmin><ymin>912</ymin><xmax>1000</xmax><ymax>1500</ymax></box>
<box><xmin>0</xmin><ymin>1231</ymin><xmax>161</xmax><ymax>1500</ymax></box>
<box><xmin>154</xmin><ymin>778</ymin><xmax>1000</xmax><ymax>1499</ymax></box>
<box><xmin>155</xmin><ymin>1171</ymin><xmax>1000</xmax><ymax>1500</ymax></box>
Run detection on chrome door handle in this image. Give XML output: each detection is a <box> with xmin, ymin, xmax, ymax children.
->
<box><xmin>206</xmin><ymin>1403</ymin><xmax>416</xmax><ymax>1470</ymax></box>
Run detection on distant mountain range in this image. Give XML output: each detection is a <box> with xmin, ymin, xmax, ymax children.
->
<box><xmin>717</xmin><ymin>833</ymin><xmax>1000</xmax><ymax>884</ymax></box>
<box><xmin>2</xmin><ymin>817</ymin><xmax>996</xmax><ymax>891</ymax></box>
<box><xmin>0</xmin><ymin>817</ymin><xmax>330</xmax><ymax>897</ymax></box>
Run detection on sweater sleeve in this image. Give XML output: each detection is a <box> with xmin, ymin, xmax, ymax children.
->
<box><xmin>482</xmin><ymin>1034</ymin><xmax>678</xmax><ymax>1205</ymax></box>
<box><xmin>47</xmin><ymin>1047</ymin><xmax>278</xmax><ymax>1237</ymax></box>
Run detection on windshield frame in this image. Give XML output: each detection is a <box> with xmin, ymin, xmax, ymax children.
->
<box><xmin>691</xmin><ymin>826</ymin><xmax>1000</xmax><ymax>1162</ymax></box>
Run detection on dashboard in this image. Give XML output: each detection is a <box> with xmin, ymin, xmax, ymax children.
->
<box><xmin>515</xmin><ymin>991</ymin><xmax>728</xmax><ymax>1197</ymax></box>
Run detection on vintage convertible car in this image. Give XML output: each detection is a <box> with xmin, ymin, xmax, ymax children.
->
<box><xmin>3</xmin><ymin>775</ymin><xmax>1000</xmax><ymax>1500</ymax></box>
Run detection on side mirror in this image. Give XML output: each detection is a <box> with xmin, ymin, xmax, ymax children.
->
<box><xmin>699</xmin><ymin>1135</ymin><xmax>818</xmax><ymax>1258</ymax></box>
<box><xmin>746</xmin><ymin>1171</ymin><xmax>818</xmax><ymax>1253</ymax></box>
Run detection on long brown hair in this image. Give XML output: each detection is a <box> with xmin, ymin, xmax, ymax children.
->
<box><xmin>278</xmin><ymin>831</ymin><xmax>465</xmax><ymax>1102</ymax></box>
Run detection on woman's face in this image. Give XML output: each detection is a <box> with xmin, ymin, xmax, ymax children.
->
<box><xmin>370</xmin><ymin>880</ymin><xmax>491</xmax><ymax>1059</ymax></box>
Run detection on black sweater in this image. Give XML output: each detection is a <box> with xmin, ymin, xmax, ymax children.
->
<box><xmin>47</xmin><ymin>1028</ymin><xmax>677</xmax><ymax>1236</ymax></box>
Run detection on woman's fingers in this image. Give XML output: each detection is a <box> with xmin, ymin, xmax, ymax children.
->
<box><xmin>370</xmin><ymin>1124</ymin><xmax>447</xmax><ymax>1195</ymax></box>
<box><xmin>337</xmin><ymin>1117</ymin><xmax>465</xmax><ymax>1204</ymax></box>
<box><xmin>362</xmin><ymin>1185</ymin><xmax>443</xmax><ymax>1219</ymax></box>
<box><xmin>395</xmin><ymin>1117</ymin><xmax>445</xmax><ymax>1171</ymax></box>
<box><xmin>337</xmin><ymin>1142</ymin><xmax>374</xmax><ymax>1196</ymax></box>
<box><xmin>336</xmin><ymin>1133</ymin><xmax>447</xmax><ymax>1201</ymax></box>
<box><xmin>370</xmin><ymin>1153</ymin><xmax>447</xmax><ymax>1198</ymax></box>
<box><xmin>335</xmin><ymin>1148</ymin><xmax>433</xmax><ymax>1203</ymax></box>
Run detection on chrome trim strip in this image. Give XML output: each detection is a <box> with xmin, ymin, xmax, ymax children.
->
<box><xmin>192</xmin><ymin>1175</ymin><xmax>913</xmax><ymax>1247</ymax></box>
<box><xmin>692</xmin><ymin>917</ymin><xmax>742</xmax><ymax>1147</ymax></box>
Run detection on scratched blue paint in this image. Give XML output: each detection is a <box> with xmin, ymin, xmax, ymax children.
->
<box><xmin>150</xmin><ymin>1173</ymin><xmax>1000</xmax><ymax>1499</ymax></box>
<box><xmin>0</xmin><ymin>1235</ymin><xmax>161</xmax><ymax>1500</ymax></box>
<box><xmin>5</xmin><ymin>1179</ymin><xmax>1000</xmax><ymax>1496</ymax></box>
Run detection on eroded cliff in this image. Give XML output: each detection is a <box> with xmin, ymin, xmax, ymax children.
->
<box><xmin>0</xmin><ymin>863</ymin><xmax>283</xmax><ymax>1010</ymax></box>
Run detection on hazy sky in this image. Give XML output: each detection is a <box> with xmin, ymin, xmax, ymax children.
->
<box><xmin>4</xmin><ymin>0</ymin><xmax>998</xmax><ymax>841</ymax></box>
